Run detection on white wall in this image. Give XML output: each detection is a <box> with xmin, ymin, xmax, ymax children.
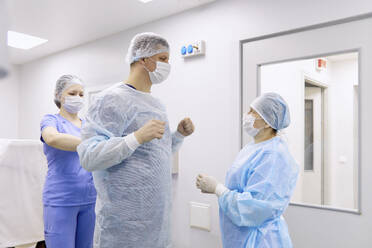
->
<box><xmin>0</xmin><ymin>65</ymin><xmax>19</xmax><ymax>139</ymax></box>
<box><xmin>15</xmin><ymin>0</ymin><xmax>372</xmax><ymax>247</ymax></box>
<box><xmin>327</xmin><ymin>59</ymin><xmax>358</xmax><ymax>209</ymax></box>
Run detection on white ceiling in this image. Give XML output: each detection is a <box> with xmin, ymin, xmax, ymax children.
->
<box><xmin>7</xmin><ymin>0</ymin><xmax>216</xmax><ymax>65</ymax></box>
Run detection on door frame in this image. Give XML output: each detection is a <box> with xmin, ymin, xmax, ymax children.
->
<box><xmin>304</xmin><ymin>79</ymin><xmax>326</xmax><ymax>205</ymax></box>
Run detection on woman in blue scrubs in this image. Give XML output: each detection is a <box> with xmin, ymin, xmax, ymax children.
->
<box><xmin>40</xmin><ymin>75</ymin><xmax>96</xmax><ymax>248</ymax></box>
<box><xmin>196</xmin><ymin>93</ymin><xmax>299</xmax><ymax>248</ymax></box>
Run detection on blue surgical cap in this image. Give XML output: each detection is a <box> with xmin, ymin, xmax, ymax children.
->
<box><xmin>250</xmin><ymin>92</ymin><xmax>291</xmax><ymax>130</ymax></box>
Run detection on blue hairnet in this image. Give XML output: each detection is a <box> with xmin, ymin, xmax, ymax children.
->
<box><xmin>54</xmin><ymin>75</ymin><xmax>84</xmax><ymax>106</ymax></box>
<box><xmin>250</xmin><ymin>92</ymin><xmax>290</xmax><ymax>130</ymax></box>
<box><xmin>125</xmin><ymin>32</ymin><xmax>169</xmax><ymax>64</ymax></box>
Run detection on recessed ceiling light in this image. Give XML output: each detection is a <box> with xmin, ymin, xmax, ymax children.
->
<box><xmin>138</xmin><ymin>0</ymin><xmax>153</xmax><ymax>3</ymax></box>
<box><xmin>7</xmin><ymin>31</ymin><xmax>48</xmax><ymax>50</ymax></box>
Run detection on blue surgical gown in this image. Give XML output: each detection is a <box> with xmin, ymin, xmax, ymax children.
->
<box><xmin>219</xmin><ymin>137</ymin><xmax>299</xmax><ymax>248</ymax></box>
<box><xmin>77</xmin><ymin>83</ymin><xmax>184</xmax><ymax>248</ymax></box>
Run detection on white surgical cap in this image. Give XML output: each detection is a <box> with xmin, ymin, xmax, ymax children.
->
<box><xmin>251</xmin><ymin>92</ymin><xmax>291</xmax><ymax>131</ymax></box>
<box><xmin>125</xmin><ymin>32</ymin><xmax>169</xmax><ymax>64</ymax></box>
<box><xmin>54</xmin><ymin>75</ymin><xmax>84</xmax><ymax>104</ymax></box>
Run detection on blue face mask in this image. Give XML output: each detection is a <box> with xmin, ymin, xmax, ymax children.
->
<box><xmin>63</xmin><ymin>96</ymin><xmax>84</xmax><ymax>114</ymax></box>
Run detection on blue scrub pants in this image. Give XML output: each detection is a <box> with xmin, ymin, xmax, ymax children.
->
<box><xmin>43</xmin><ymin>203</ymin><xmax>95</xmax><ymax>248</ymax></box>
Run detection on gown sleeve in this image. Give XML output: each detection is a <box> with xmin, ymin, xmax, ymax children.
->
<box><xmin>77</xmin><ymin>93</ymin><xmax>135</xmax><ymax>172</ymax></box>
<box><xmin>171</xmin><ymin>131</ymin><xmax>184</xmax><ymax>154</ymax></box>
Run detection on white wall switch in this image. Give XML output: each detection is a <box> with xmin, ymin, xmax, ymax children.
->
<box><xmin>189</xmin><ymin>201</ymin><xmax>211</xmax><ymax>231</ymax></box>
<box><xmin>339</xmin><ymin>156</ymin><xmax>347</xmax><ymax>164</ymax></box>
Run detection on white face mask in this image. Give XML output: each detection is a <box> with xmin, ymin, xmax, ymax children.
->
<box><xmin>144</xmin><ymin>59</ymin><xmax>171</xmax><ymax>85</ymax></box>
<box><xmin>242</xmin><ymin>113</ymin><xmax>262</xmax><ymax>137</ymax></box>
<box><xmin>63</xmin><ymin>96</ymin><xmax>84</xmax><ymax>114</ymax></box>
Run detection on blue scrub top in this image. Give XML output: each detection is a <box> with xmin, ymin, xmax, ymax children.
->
<box><xmin>40</xmin><ymin>114</ymin><xmax>96</xmax><ymax>206</ymax></box>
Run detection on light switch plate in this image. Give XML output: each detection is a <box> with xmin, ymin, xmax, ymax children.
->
<box><xmin>189</xmin><ymin>201</ymin><xmax>211</xmax><ymax>231</ymax></box>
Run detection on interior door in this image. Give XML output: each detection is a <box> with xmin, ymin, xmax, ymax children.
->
<box><xmin>304</xmin><ymin>86</ymin><xmax>322</xmax><ymax>205</ymax></box>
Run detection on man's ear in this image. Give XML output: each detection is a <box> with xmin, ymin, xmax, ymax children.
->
<box><xmin>138</xmin><ymin>58</ymin><xmax>146</xmax><ymax>65</ymax></box>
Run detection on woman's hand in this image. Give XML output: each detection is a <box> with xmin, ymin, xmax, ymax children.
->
<box><xmin>196</xmin><ymin>174</ymin><xmax>219</xmax><ymax>194</ymax></box>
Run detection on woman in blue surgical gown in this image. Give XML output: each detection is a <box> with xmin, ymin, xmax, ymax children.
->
<box><xmin>196</xmin><ymin>93</ymin><xmax>299</xmax><ymax>248</ymax></box>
